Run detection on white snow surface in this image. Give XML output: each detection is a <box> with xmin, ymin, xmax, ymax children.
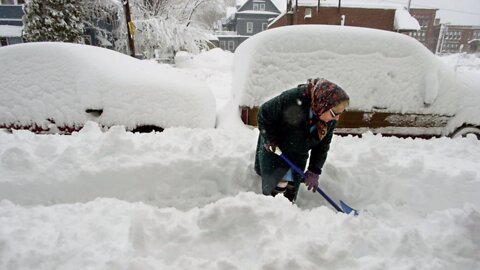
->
<box><xmin>0</xmin><ymin>42</ymin><xmax>216</xmax><ymax>129</ymax></box>
<box><xmin>0</xmin><ymin>25</ymin><xmax>22</xmax><ymax>37</ymax></box>
<box><xmin>394</xmin><ymin>8</ymin><xmax>421</xmax><ymax>31</ymax></box>
<box><xmin>233</xmin><ymin>25</ymin><xmax>479</xmax><ymax>119</ymax></box>
<box><xmin>1</xmin><ymin>124</ymin><xmax>479</xmax><ymax>269</ymax></box>
<box><xmin>1</xmin><ymin>43</ymin><xmax>480</xmax><ymax>269</ymax></box>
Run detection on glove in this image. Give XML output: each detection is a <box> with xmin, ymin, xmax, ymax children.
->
<box><xmin>263</xmin><ymin>142</ymin><xmax>277</xmax><ymax>153</ymax></box>
<box><xmin>304</xmin><ymin>170</ymin><xmax>319</xmax><ymax>192</ymax></box>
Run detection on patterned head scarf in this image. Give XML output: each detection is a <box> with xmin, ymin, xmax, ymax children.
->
<box><xmin>306</xmin><ymin>78</ymin><xmax>350</xmax><ymax>140</ymax></box>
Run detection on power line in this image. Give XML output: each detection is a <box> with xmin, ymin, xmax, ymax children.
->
<box><xmin>381</xmin><ymin>0</ymin><xmax>480</xmax><ymax>16</ymax></box>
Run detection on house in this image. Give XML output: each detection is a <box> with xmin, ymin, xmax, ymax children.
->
<box><xmin>216</xmin><ymin>0</ymin><xmax>281</xmax><ymax>52</ymax></box>
<box><xmin>0</xmin><ymin>0</ymin><xmax>24</xmax><ymax>47</ymax></box>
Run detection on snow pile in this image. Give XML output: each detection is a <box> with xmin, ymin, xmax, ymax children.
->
<box><xmin>0</xmin><ymin>125</ymin><xmax>479</xmax><ymax>269</ymax></box>
<box><xmin>0</xmin><ymin>122</ymin><xmax>257</xmax><ymax>208</ymax></box>
<box><xmin>174</xmin><ymin>48</ymin><xmax>245</xmax><ymax>129</ymax></box>
<box><xmin>439</xmin><ymin>53</ymin><xmax>480</xmax><ymax>86</ymax></box>
<box><xmin>394</xmin><ymin>8</ymin><xmax>421</xmax><ymax>31</ymax></box>
<box><xmin>439</xmin><ymin>53</ymin><xmax>480</xmax><ymax>70</ymax></box>
<box><xmin>233</xmin><ymin>25</ymin><xmax>478</xmax><ymax>117</ymax></box>
<box><xmin>174</xmin><ymin>49</ymin><xmax>234</xmax><ymax>109</ymax></box>
<box><xmin>0</xmin><ymin>42</ymin><xmax>216</xmax><ymax>129</ymax></box>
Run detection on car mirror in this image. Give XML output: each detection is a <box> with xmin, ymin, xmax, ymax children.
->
<box><xmin>85</xmin><ymin>109</ymin><xmax>103</xmax><ymax>117</ymax></box>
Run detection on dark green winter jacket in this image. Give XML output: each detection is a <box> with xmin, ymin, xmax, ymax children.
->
<box><xmin>254</xmin><ymin>84</ymin><xmax>336</xmax><ymax>197</ymax></box>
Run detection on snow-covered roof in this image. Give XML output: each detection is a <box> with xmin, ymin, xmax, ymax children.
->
<box><xmin>0</xmin><ymin>42</ymin><xmax>216</xmax><ymax>130</ymax></box>
<box><xmin>394</xmin><ymin>9</ymin><xmax>421</xmax><ymax>31</ymax></box>
<box><xmin>233</xmin><ymin>25</ymin><xmax>480</xmax><ymax>130</ymax></box>
<box><xmin>237</xmin><ymin>10</ymin><xmax>280</xmax><ymax>15</ymax></box>
<box><xmin>0</xmin><ymin>25</ymin><xmax>22</xmax><ymax>37</ymax></box>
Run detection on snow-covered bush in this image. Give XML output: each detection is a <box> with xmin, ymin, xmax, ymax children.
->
<box><xmin>23</xmin><ymin>0</ymin><xmax>84</xmax><ymax>43</ymax></box>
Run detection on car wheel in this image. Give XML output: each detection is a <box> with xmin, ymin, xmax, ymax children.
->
<box><xmin>451</xmin><ymin>126</ymin><xmax>480</xmax><ymax>140</ymax></box>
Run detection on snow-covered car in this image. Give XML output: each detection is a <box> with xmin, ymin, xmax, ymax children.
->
<box><xmin>0</xmin><ymin>42</ymin><xmax>216</xmax><ymax>134</ymax></box>
<box><xmin>233</xmin><ymin>25</ymin><xmax>480</xmax><ymax>139</ymax></box>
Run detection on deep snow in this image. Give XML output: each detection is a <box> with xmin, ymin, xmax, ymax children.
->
<box><xmin>1</xmin><ymin>47</ymin><xmax>480</xmax><ymax>269</ymax></box>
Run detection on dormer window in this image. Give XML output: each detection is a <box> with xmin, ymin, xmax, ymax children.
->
<box><xmin>253</xmin><ymin>1</ymin><xmax>265</xmax><ymax>11</ymax></box>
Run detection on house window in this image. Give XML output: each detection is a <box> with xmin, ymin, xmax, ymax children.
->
<box><xmin>0</xmin><ymin>37</ymin><xmax>8</xmax><ymax>46</ymax></box>
<box><xmin>253</xmin><ymin>3</ymin><xmax>259</xmax><ymax>10</ymax></box>
<box><xmin>246</xmin><ymin>22</ymin><xmax>253</xmax><ymax>33</ymax></box>
<box><xmin>220</xmin><ymin>40</ymin><xmax>226</xmax><ymax>50</ymax></box>
<box><xmin>1</xmin><ymin>0</ymin><xmax>15</xmax><ymax>4</ymax></box>
<box><xmin>228</xmin><ymin>40</ymin><xmax>234</xmax><ymax>51</ymax></box>
<box><xmin>262</xmin><ymin>23</ymin><xmax>267</xmax><ymax>31</ymax></box>
<box><xmin>259</xmin><ymin>3</ymin><xmax>265</xmax><ymax>11</ymax></box>
<box><xmin>305</xmin><ymin>8</ymin><xmax>312</xmax><ymax>19</ymax></box>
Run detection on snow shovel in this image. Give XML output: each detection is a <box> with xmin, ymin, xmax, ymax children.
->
<box><xmin>274</xmin><ymin>148</ymin><xmax>358</xmax><ymax>216</ymax></box>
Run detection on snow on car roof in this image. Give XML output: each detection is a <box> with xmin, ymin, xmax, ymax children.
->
<box><xmin>233</xmin><ymin>25</ymin><xmax>478</xmax><ymax>117</ymax></box>
<box><xmin>0</xmin><ymin>42</ymin><xmax>216</xmax><ymax>130</ymax></box>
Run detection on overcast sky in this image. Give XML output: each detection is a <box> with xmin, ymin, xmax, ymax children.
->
<box><xmin>373</xmin><ymin>0</ymin><xmax>480</xmax><ymax>26</ymax></box>
<box><xmin>237</xmin><ymin>0</ymin><xmax>480</xmax><ymax>26</ymax></box>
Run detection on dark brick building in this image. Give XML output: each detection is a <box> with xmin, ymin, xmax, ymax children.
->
<box><xmin>269</xmin><ymin>3</ymin><xmax>420</xmax><ymax>32</ymax></box>
<box><xmin>406</xmin><ymin>8</ymin><xmax>438</xmax><ymax>52</ymax></box>
<box><xmin>434</xmin><ymin>24</ymin><xmax>480</xmax><ymax>54</ymax></box>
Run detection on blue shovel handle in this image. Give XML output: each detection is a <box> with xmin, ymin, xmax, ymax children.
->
<box><xmin>274</xmin><ymin>149</ymin><xmax>358</xmax><ymax>215</ymax></box>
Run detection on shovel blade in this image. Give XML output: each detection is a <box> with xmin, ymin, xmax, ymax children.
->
<box><xmin>340</xmin><ymin>200</ymin><xmax>359</xmax><ymax>216</ymax></box>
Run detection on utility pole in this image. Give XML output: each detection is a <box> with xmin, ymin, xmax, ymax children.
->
<box><xmin>407</xmin><ymin>0</ymin><xmax>412</xmax><ymax>12</ymax></box>
<box><xmin>123</xmin><ymin>0</ymin><xmax>136</xmax><ymax>57</ymax></box>
<box><xmin>286</xmin><ymin>0</ymin><xmax>293</xmax><ymax>25</ymax></box>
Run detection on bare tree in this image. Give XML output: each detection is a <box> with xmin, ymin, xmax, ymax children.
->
<box><xmin>81</xmin><ymin>0</ymin><xmax>225</xmax><ymax>59</ymax></box>
<box><xmin>191</xmin><ymin>0</ymin><xmax>226</xmax><ymax>30</ymax></box>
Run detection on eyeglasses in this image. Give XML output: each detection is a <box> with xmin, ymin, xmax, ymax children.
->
<box><xmin>329</xmin><ymin>109</ymin><xmax>342</xmax><ymax>118</ymax></box>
